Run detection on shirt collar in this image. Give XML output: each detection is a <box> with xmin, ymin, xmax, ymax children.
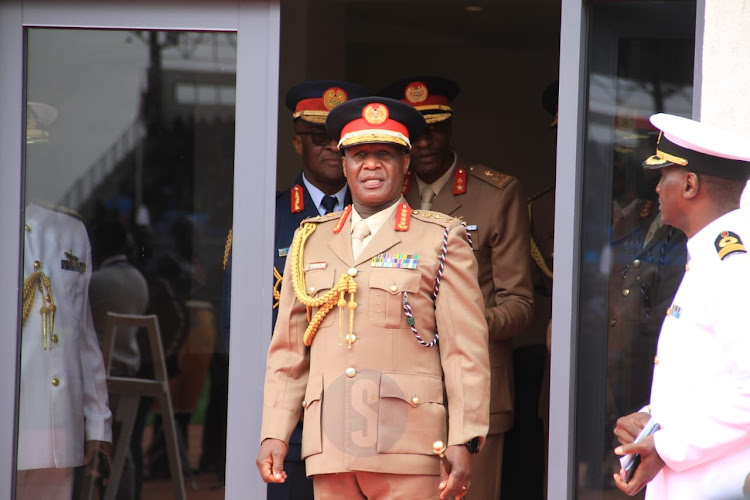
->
<box><xmin>301</xmin><ymin>173</ymin><xmax>347</xmax><ymax>215</ymax></box>
<box><xmin>350</xmin><ymin>198</ymin><xmax>402</xmax><ymax>238</ymax></box>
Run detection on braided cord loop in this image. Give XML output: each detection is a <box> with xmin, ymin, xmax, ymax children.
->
<box><xmin>22</xmin><ymin>270</ymin><xmax>56</xmax><ymax>350</ymax></box>
<box><xmin>528</xmin><ymin>203</ymin><xmax>553</xmax><ymax>279</ymax></box>
<box><xmin>289</xmin><ymin>223</ymin><xmax>358</xmax><ymax>347</ymax></box>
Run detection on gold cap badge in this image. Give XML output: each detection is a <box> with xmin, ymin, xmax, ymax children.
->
<box><xmin>363</xmin><ymin>103</ymin><xmax>389</xmax><ymax>125</ymax></box>
<box><xmin>323</xmin><ymin>87</ymin><xmax>348</xmax><ymax>110</ymax></box>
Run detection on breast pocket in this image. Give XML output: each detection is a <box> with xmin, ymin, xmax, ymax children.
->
<box><xmin>376</xmin><ymin>372</ymin><xmax>447</xmax><ymax>455</ymax></box>
<box><xmin>304</xmin><ymin>267</ymin><xmax>336</xmax><ymax>328</ymax></box>
<box><xmin>368</xmin><ymin>269</ymin><xmax>421</xmax><ymax>328</ymax></box>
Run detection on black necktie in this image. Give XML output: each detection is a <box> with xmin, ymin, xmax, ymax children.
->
<box><xmin>321</xmin><ymin>195</ymin><xmax>337</xmax><ymax>215</ymax></box>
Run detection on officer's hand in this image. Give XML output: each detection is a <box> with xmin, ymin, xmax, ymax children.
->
<box><xmin>614</xmin><ymin>411</ymin><xmax>651</xmax><ymax>446</ymax></box>
<box><xmin>83</xmin><ymin>440</ymin><xmax>112</xmax><ymax>478</ymax></box>
<box><xmin>613</xmin><ymin>435</ymin><xmax>665</xmax><ymax>496</ymax></box>
<box><xmin>437</xmin><ymin>445</ymin><xmax>471</xmax><ymax>499</ymax></box>
<box><xmin>256</xmin><ymin>438</ymin><xmax>288</xmax><ymax>483</ymax></box>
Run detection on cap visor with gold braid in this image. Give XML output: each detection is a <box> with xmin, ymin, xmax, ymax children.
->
<box><xmin>378</xmin><ymin>76</ymin><xmax>460</xmax><ymax>124</ymax></box>
<box><xmin>285</xmin><ymin>80</ymin><xmax>370</xmax><ymax>124</ymax></box>
<box><xmin>326</xmin><ymin>96</ymin><xmax>426</xmax><ymax>150</ymax></box>
<box><xmin>643</xmin><ymin>113</ymin><xmax>750</xmax><ymax>181</ymax></box>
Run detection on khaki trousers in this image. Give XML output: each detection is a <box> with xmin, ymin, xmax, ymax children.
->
<box><xmin>468</xmin><ymin>432</ymin><xmax>504</xmax><ymax>499</ymax></box>
<box><xmin>313</xmin><ymin>471</ymin><xmax>441</xmax><ymax>500</ymax></box>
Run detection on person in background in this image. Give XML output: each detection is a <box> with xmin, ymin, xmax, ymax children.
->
<box><xmin>379</xmin><ymin>76</ymin><xmax>534</xmax><ymax>500</ymax></box>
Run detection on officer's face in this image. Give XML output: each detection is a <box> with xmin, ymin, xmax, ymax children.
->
<box><xmin>410</xmin><ymin>119</ymin><xmax>453</xmax><ymax>184</ymax></box>
<box><xmin>292</xmin><ymin>120</ymin><xmax>345</xmax><ymax>192</ymax></box>
<box><xmin>655</xmin><ymin>165</ymin><xmax>689</xmax><ymax>228</ymax></box>
<box><xmin>342</xmin><ymin>143</ymin><xmax>410</xmax><ymax>218</ymax></box>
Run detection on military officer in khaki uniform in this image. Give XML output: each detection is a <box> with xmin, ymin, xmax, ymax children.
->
<box><xmin>380</xmin><ymin>76</ymin><xmax>534</xmax><ymax>499</ymax></box>
<box><xmin>256</xmin><ymin>96</ymin><xmax>490</xmax><ymax>499</ymax></box>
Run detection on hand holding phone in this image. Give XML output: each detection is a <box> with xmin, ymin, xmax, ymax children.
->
<box><xmin>619</xmin><ymin>417</ymin><xmax>660</xmax><ymax>483</ymax></box>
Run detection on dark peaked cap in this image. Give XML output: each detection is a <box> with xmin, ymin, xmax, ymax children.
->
<box><xmin>643</xmin><ymin>113</ymin><xmax>750</xmax><ymax>181</ymax></box>
<box><xmin>326</xmin><ymin>96</ymin><xmax>426</xmax><ymax>150</ymax></box>
<box><xmin>285</xmin><ymin>80</ymin><xmax>370</xmax><ymax>124</ymax></box>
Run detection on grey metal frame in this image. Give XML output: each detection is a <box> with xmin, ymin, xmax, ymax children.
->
<box><xmin>0</xmin><ymin>1</ymin><xmax>280</xmax><ymax>498</ymax></box>
<box><xmin>548</xmin><ymin>1</ymin><xmax>587</xmax><ymax>498</ymax></box>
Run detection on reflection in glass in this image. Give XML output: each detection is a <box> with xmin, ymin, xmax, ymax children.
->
<box><xmin>20</xmin><ymin>28</ymin><xmax>235</xmax><ymax>499</ymax></box>
<box><xmin>575</xmin><ymin>2</ymin><xmax>694</xmax><ymax>498</ymax></box>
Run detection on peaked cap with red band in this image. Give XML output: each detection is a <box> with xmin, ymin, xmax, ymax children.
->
<box><xmin>285</xmin><ymin>80</ymin><xmax>369</xmax><ymax>125</ymax></box>
<box><xmin>378</xmin><ymin>76</ymin><xmax>460</xmax><ymax>124</ymax></box>
<box><xmin>643</xmin><ymin>113</ymin><xmax>750</xmax><ymax>181</ymax></box>
<box><xmin>326</xmin><ymin>96</ymin><xmax>426</xmax><ymax>150</ymax></box>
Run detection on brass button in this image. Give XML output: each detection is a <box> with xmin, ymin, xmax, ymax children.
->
<box><xmin>345</xmin><ymin>367</ymin><xmax>356</xmax><ymax>378</ymax></box>
<box><xmin>654</xmin><ymin>356</ymin><xmax>660</xmax><ymax>365</ymax></box>
<box><xmin>348</xmin><ymin>267</ymin><xmax>358</xmax><ymax>276</ymax></box>
<box><xmin>24</xmin><ymin>225</ymin><xmax>31</xmax><ymax>233</ymax></box>
<box><xmin>33</xmin><ymin>260</ymin><xmax>41</xmax><ymax>270</ymax></box>
<box><xmin>51</xmin><ymin>334</ymin><xmax>59</xmax><ymax>344</ymax></box>
<box><xmin>632</xmin><ymin>259</ymin><xmax>641</xmax><ymax>269</ymax></box>
<box><xmin>51</xmin><ymin>377</ymin><xmax>60</xmax><ymax>387</ymax></box>
<box><xmin>411</xmin><ymin>396</ymin><xmax>420</xmax><ymax>406</ymax></box>
<box><xmin>609</xmin><ymin>319</ymin><xmax>616</xmax><ymax>327</ymax></box>
<box><xmin>308</xmin><ymin>286</ymin><xmax>316</xmax><ymax>294</ymax></box>
<box><xmin>622</xmin><ymin>289</ymin><xmax>630</xmax><ymax>297</ymax></box>
<box><xmin>432</xmin><ymin>440</ymin><xmax>447</xmax><ymax>456</ymax></box>
<box><xmin>389</xmin><ymin>284</ymin><xmax>398</xmax><ymax>293</ymax></box>
<box><xmin>345</xmin><ymin>333</ymin><xmax>357</xmax><ymax>345</ymax></box>
<box><xmin>302</xmin><ymin>400</ymin><xmax>307</xmax><ymax>408</ymax></box>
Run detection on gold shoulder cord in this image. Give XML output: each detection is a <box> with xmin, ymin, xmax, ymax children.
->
<box><xmin>22</xmin><ymin>269</ymin><xmax>56</xmax><ymax>350</ymax></box>
<box><xmin>289</xmin><ymin>222</ymin><xmax>358</xmax><ymax>347</ymax></box>
<box><xmin>528</xmin><ymin>203</ymin><xmax>553</xmax><ymax>280</ymax></box>
<box><xmin>222</xmin><ymin>229</ymin><xmax>232</xmax><ymax>271</ymax></box>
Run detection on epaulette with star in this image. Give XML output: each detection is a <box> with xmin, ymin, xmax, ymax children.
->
<box><xmin>468</xmin><ymin>165</ymin><xmax>515</xmax><ymax>191</ymax></box>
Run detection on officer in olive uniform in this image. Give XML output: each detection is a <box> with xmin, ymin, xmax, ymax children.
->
<box><xmin>257</xmin><ymin>96</ymin><xmax>490</xmax><ymax>499</ymax></box>
<box><xmin>380</xmin><ymin>76</ymin><xmax>534</xmax><ymax>500</ymax></box>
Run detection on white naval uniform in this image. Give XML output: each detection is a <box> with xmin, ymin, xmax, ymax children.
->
<box><xmin>18</xmin><ymin>203</ymin><xmax>112</xmax><ymax>472</ymax></box>
<box><xmin>647</xmin><ymin>209</ymin><xmax>750</xmax><ymax>500</ymax></box>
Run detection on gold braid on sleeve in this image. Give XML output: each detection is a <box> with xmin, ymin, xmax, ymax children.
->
<box><xmin>22</xmin><ymin>270</ymin><xmax>57</xmax><ymax>350</ymax></box>
<box><xmin>289</xmin><ymin>222</ymin><xmax>358</xmax><ymax>347</ymax></box>
<box><xmin>272</xmin><ymin>266</ymin><xmax>283</xmax><ymax>309</ymax></box>
<box><xmin>528</xmin><ymin>203</ymin><xmax>553</xmax><ymax>280</ymax></box>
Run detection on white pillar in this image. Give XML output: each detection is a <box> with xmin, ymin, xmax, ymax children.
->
<box><xmin>699</xmin><ymin>0</ymin><xmax>750</xmax><ymax>206</ymax></box>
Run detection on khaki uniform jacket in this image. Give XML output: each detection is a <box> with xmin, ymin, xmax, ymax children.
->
<box><xmin>405</xmin><ymin>155</ymin><xmax>534</xmax><ymax>433</ymax></box>
<box><xmin>261</xmin><ymin>198</ymin><xmax>490</xmax><ymax>476</ymax></box>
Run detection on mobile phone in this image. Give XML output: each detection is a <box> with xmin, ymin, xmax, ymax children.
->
<box><xmin>619</xmin><ymin>418</ymin><xmax>660</xmax><ymax>483</ymax></box>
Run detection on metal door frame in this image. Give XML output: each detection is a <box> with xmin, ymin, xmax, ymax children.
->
<box><xmin>0</xmin><ymin>1</ymin><xmax>279</xmax><ymax>498</ymax></box>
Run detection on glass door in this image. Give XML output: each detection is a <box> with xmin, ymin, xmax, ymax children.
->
<box><xmin>574</xmin><ymin>2</ymin><xmax>696</xmax><ymax>498</ymax></box>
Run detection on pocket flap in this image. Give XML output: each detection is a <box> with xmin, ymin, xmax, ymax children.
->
<box><xmin>303</xmin><ymin>267</ymin><xmax>335</xmax><ymax>296</ymax></box>
<box><xmin>380</xmin><ymin>372</ymin><xmax>444</xmax><ymax>406</ymax></box>
<box><xmin>303</xmin><ymin>375</ymin><xmax>323</xmax><ymax>408</ymax></box>
<box><xmin>369</xmin><ymin>269</ymin><xmax>421</xmax><ymax>295</ymax></box>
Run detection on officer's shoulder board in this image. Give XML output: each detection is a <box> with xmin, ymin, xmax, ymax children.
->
<box><xmin>468</xmin><ymin>165</ymin><xmax>515</xmax><ymax>191</ymax></box>
<box><xmin>410</xmin><ymin>209</ymin><xmax>458</xmax><ymax>228</ymax></box>
<box><xmin>300</xmin><ymin>211</ymin><xmax>342</xmax><ymax>225</ymax></box>
<box><xmin>715</xmin><ymin>230</ymin><xmax>747</xmax><ymax>260</ymax></box>
<box><xmin>36</xmin><ymin>200</ymin><xmax>83</xmax><ymax>220</ymax></box>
